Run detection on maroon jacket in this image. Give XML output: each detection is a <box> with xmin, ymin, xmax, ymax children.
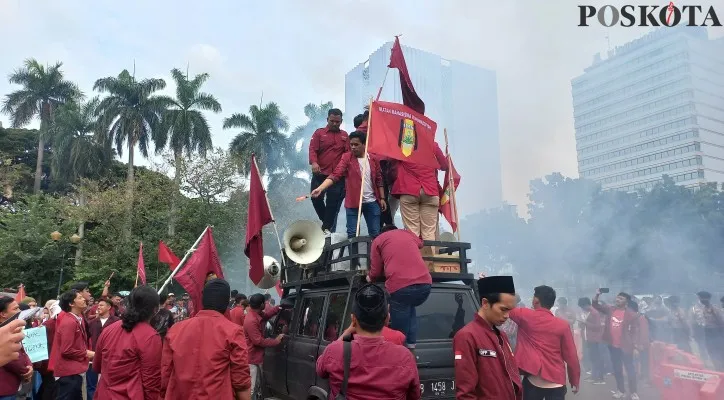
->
<box><xmin>369</xmin><ymin>228</ymin><xmax>432</xmax><ymax>294</ymax></box>
<box><xmin>453</xmin><ymin>314</ymin><xmax>522</xmax><ymax>400</ymax></box>
<box><xmin>54</xmin><ymin>312</ymin><xmax>89</xmax><ymax>377</ymax></box>
<box><xmin>328</xmin><ymin>152</ymin><xmax>384</xmax><ymax>209</ymax></box>
<box><xmin>0</xmin><ymin>349</ymin><xmax>31</xmax><ymax>396</ymax></box>
<box><xmin>243</xmin><ymin>306</ymin><xmax>281</xmax><ymax>365</ymax></box>
<box><xmin>592</xmin><ymin>300</ymin><xmax>643</xmax><ymax>354</ymax></box>
<box><xmin>583</xmin><ymin>307</ymin><xmax>605</xmax><ymax>343</ymax></box>
<box><xmin>88</xmin><ymin>314</ymin><xmax>120</xmax><ymax>351</ymax></box>
<box><xmin>316</xmin><ymin>335</ymin><xmax>420</xmax><ymax>399</ymax></box>
<box><xmin>509</xmin><ymin>307</ymin><xmax>581</xmax><ymax>388</ymax></box>
<box><xmin>308</xmin><ymin>127</ymin><xmax>349</xmax><ymax>175</ymax></box>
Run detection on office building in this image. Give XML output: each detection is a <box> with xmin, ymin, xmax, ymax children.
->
<box><xmin>345</xmin><ymin>42</ymin><xmax>502</xmax><ymax>216</ymax></box>
<box><xmin>572</xmin><ymin>27</ymin><xmax>724</xmax><ymax>192</ymax></box>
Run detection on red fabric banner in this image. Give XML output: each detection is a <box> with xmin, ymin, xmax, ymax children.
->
<box><xmin>14</xmin><ymin>284</ymin><xmax>25</xmax><ymax>303</ymax></box>
<box><xmin>137</xmin><ymin>242</ymin><xmax>146</xmax><ymax>285</ymax></box>
<box><xmin>439</xmin><ymin>156</ymin><xmax>461</xmax><ymax>232</ymax></box>
<box><xmin>244</xmin><ymin>154</ymin><xmax>273</xmax><ymax>285</ymax></box>
<box><xmin>174</xmin><ymin>228</ymin><xmax>224</xmax><ymax>316</ymax></box>
<box><xmin>388</xmin><ymin>36</ymin><xmax>425</xmax><ymax>115</ymax></box>
<box><xmin>275</xmin><ymin>281</ymin><xmax>283</xmax><ymax>298</ymax></box>
<box><xmin>158</xmin><ymin>240</ymin><xmax>181</xmax><ymax>272</ymax></box>
<box><xmin>368</xmin><ymin>101</ymin><xmax>439</xmax><ymax>169</ymax></box>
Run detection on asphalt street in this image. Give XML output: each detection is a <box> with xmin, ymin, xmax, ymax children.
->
<box><xmin>576</xmin><ymin>374</ymin><xmax>660</xmax><ymax>400</ymax></box>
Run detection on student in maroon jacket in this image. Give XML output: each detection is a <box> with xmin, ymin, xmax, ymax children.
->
<box><xmin>592</xmin><ymin>290</ymin><xmax>642</xmax><ymax>400</ymax></box>
<box><xmin>453</xmin><ymin>276</ymin><xmax>521</xmax><ymax>400</ymax></box>
<box><xmin>508</xmin><ymin>285</ymin><xmax>580</xmax><ymax>400</ymax></box>
<box><xmin>368</xmin><ymin>224</ymin><xmax>432</xmax><ymax>350</ymax></box>
<box><xmin>243</xmin><ymin>293</ymin><xmax>283</xmax><ymax>399</ymax></box>
<box><xmin>308</xmin><ymin>108</ymin><xmax>348</xmax><ymax>234</ymax></box>
<box><xmin>55</xmin><ymin>289</ymin><xmax>94</xmax><ymax>400</ymax></box>
<box><xmin>94</xmin><ymin>286</ymin><xmax>162</xmax><ymax>400</ymax></box>
<box><xmin>86</xmin><ymin>298</ymin><xmax>119</xmax><ymax>399</ymax></box>
<box><xmin>0</xmin><ymin>297</ymin><xmax>33</xmax><ymax>399</ymax></box>
<box><xmin>312</xmin><ymin>130</ymin><xmax>387</xmax><ymax>239</ymax></box>
<box><xmin>317</xmin><ymin>284</ymin><xmax>420</xmax><ymax>399</ymax></box>
<box><xmin>578</xmin><ymin>297</ymin><xmax>605</xmax><ymax>384</ymax></box>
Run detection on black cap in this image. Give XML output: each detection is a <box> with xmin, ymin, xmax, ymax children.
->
<box><xmin>477</xmin><ymin>276</ymin><xmax>515</xmax><ymax>296</ymax></box>
<box><xmin>202</xmin><ymin>278</ymin><xmax>230</xmax><ymax>314</ymax></box>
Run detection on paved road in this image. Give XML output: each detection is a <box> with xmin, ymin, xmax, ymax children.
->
<box><xmin>577</xmin><ymin>375</ymin><xmax>660</xmax><ymax>399</ymax></box>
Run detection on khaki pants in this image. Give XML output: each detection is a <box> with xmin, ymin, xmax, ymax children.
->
<box><xmin>400</xmin><ymin>190</ymin><xmax>439</xmax><ymax>269</ymax></box>
<box><xmin>250</xmin><ymin>364</ymin><xmax>262</xmax><ymax>399</ymax></box>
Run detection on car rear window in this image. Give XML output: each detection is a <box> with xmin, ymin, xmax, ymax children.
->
<box><xmin>416</xmin><ymin>290</ymin><xmax>477</xmax><ymax>341</ymax></box>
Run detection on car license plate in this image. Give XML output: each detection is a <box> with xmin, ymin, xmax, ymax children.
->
<box><xmin>421</xmin><ymin>379</ymin><xmax>455</xmax><ymax>398</ymax></box>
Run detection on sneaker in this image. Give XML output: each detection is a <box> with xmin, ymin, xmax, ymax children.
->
<box><xmin>593</xmin><ymin>380</ymin><xmax>606</xmax><ymax>385</ymax></box>
<box><xmin>630</xmin><ymin>394</ymin><xmax>640</xmax><ymax>400</ymax></box>
<box><xmin>612</xmin><ymin>392</ymin><xmax>625</xmax><ymax>399</ymax></box>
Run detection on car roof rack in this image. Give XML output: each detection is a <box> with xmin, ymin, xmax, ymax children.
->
<box><xmin>280</xmin><ymin>236</ymin><xmax>475</xmax><ymax>293</ymax></box>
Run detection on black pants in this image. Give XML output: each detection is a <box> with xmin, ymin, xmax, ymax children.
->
<box><xmin>56</xmin><ymin>375</ymin><xmax>83</xmax><ymax>400</ymax></box>
<box><xmin>586</xmin><ymin>341</ymin><xmax>604</xmax><ymax>381</ymax></box>
<box><xmin>37</xmin><ymin>373</ymin><xmax>57</xmax><ymax>400</ymax></box>
<box><xmin>522</xmin><ymin>377</ymin><xmax>567</xmax><ymax>400</ymax></box>
<box><xmin>609</xmin><ymin>346</ymin><xmax>637</xmax><ymax>394</ymax></box>
<box><xmin>310</xmin><ymin>173</ymin><xmax>344</xmax><ymax>232</ymax></box>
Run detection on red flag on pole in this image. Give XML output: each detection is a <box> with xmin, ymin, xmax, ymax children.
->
<box><xmin>158</xmin><ymin>240</ymin><xmax>181</xmax><ymax>271</ymax></box>
<box><xmin>245</xmin><ymin>154</ymin><xmax>274</xmax><ymax>286</ymax></box>
<box><xmin>275</xmin><ymin>281</ymin><xmax>283</xmax><ymax>297</ymax></box>
<box><xmin>388</xmin><ymin>36</ymin><xmax>425</xmax><ymax>115</ymax></box>
<box><xmin>14</xmin><ymin>284</ymin><xmax>25</xmax><ymax>303</ymax></box>
<box><xmin>368</xmin><ymin>101</ymin><xmax>439</xmax><ymax>169</ymax></box>
<box><xmin>439</xmin><ymin>157</ymin><xmax>461</xmax><ymax>232</ymax></box>
<box><xmin>174</xmin><ymin>227</ymin><xmax>224</xmax><ymax>317</ymax></box>
<box><xmin>137</xmin><ymin>242</ymin><xmax>146</xmax><ymax>285</ymax></box>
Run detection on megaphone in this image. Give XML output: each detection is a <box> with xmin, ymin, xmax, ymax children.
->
<box><xmin>439</xmin><ymin>232</ymin><xmax>457</xmax><ymax>242</ymax></box>
<box><xmin>256</xmin><ymin>256</ymin><xmax>281</xmax><ymax>289</ymax></box>
<box><xmin>283</xmin><ymin>220</ymin><xmax>325</xmax><ymax>266</ymax></box>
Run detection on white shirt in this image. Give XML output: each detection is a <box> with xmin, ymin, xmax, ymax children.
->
<box><xmin>100</xmin><ymin>317</ymin><xmax>109</xmax><ymax>327</ymax></box>
<box><xmin>357</xmin><ymin>155</ymin><xmax>376</xmax><ymax>203</ymax></box>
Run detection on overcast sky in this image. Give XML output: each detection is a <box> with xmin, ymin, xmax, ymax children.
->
<box><xmin>1</xmin><ymin>0</ymin><xmax>722</xmax><ymax>209</ymax></box>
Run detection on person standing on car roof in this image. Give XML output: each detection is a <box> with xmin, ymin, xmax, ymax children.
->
<box><xmin>244</xmin><ymin>293</ymin><xmax>284</xmax><ymax>399</ymax></box>
<box><xmin>453</xmin><ymin>275</ymin><xmax>521</xmax><ymax>400</ymax></box>
<box><xmin>316</xmin><ymin>283</ymin><xmax>420</xmax><ymax>399</ymax></box>
<box><xmin>508</xmin><ymin>285</ymin><xmax>580</xmax><ymax>400</ymax></box>
<box><xmin>367</xmin><ymin>224</ymin><xmax>432</xmax><ymax>351</ymax></box>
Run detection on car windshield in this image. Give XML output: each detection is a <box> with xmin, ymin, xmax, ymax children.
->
<box><xmin>416</xmin><ymin>289</ymin><xmax>477</xmax><ymax>341</ymax></box>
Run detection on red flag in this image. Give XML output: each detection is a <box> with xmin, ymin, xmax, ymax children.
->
<box><xmin>388</xmin><ymin>36</ymin><xmax>425</xmax><ymax>115</ymax></box>
<box><xmin>174</xmin><ymin>227</ymin><xmax>224</xmax><ymax>317</ymax></box>
<box><xmin>158</xmin><ymin>240</ymin><xmax>181</xmax><ymax>271</ymax></box>
<box><xmin>368</xmin><ymin>101</ymin><xmax>439</xmax><ymax>168</ymax></box>
<box><xmin>137</xmin><ymin>242</ymin><xmax>146</xmax><ymax>285</ymax></box>
<box><xmin>275</xmin><ymin>281</ymin><xmax>283</xmax><ymax>297</ymax></box>
<box><xmin>439</xmin><ymin>156</ymin><xmax>461</xmax><ymax>232</ymax></box>
<box><xmin>245</xmin><ymin>154</ymin><xmax>273</xmax><ymax>286</ymax></box>
<box><xmin>14</xmin><ymin>284</ymin><xmax>25</xmax><ymax>303</ymax></box>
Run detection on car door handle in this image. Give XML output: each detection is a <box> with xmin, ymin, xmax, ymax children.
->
<box><xmin>308</xmin><ymin>355</ymin><xmax>316</xmax><ymax>360</ymax></box>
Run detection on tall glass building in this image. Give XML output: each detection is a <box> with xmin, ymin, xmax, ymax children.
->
<box><xmin>572</xmin><ymin>27</ymin><xmax>724</xmax><ymax>192</ymax></box>
<box><xmin>345</xmin><ymin>42</ymin><xmax>502</xmax><ymax>215</ymax></box>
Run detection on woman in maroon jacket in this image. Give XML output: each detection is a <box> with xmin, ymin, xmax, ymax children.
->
<box><xmin>0</xmin><ymin>297</ymin><xmax>33</xmax><ymax>399</ymax></box>
<box><xmin>93</xmin><ymin>286</ymin><xmax>162</xmax><ymax>400</ymax></box>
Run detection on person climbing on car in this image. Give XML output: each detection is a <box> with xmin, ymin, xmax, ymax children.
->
<box><xmin>316</xmin><ymin>283</ymin><xmax>420</xmax><ymax>399</ymax></box>
<box><xmin>367</xmin><ymin>224</ymin><xmax>432</xmax><ymax>351</ymax></box>
<box><xmin>244</xmin><ymin>293</ymin><xmax>284</xmax><ymax>399</ymax></box>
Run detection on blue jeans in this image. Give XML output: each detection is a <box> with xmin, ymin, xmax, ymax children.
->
<box><xmin>345</xmin><ymin>202</ymin><xmax>381</xmax><ymax>238</ymax></box>
<box><xmin>86</xmin><ymin>364</ymin><xmax>98</xmax><ymax>400</ymax></box>
<box><xmin>0</xmin><ymin>395</ymin><xmax>18</xmax><ymax>400</ymax></box>
<box><xmin>389</xmin><ymin>284</ymin><xmax>431</xmax><ymax>346</ymax></box>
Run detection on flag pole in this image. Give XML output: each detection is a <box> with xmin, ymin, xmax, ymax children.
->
<box><xmin>355</xmin><ymin>100</ymin><xmax>374</xmax><ymax>236</ymax></box>
<box><xmin>252</xmin><ymin>155</ymin><xmax>286</xmax><ymax>268</ymax></box>
<box><xmin>158</xmin><ymin>226</ymin><xmax>210</xmax><ymax>294</ymax></box>
<box><xmin>443</xmin><ymin>129</ymin><xmax>461</xmax><ymax>240</ymax></box>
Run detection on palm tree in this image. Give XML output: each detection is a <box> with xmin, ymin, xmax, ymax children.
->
<box><xmin>93</xmin><ymin>69</ymin><xmax>172</xmax><ymax>238</ymax></box>
<box><xmin>224</xmin><ymin>102</ymin><xmax>291</xmax><ymax>175</ymax></box>
<box><xmin>160</xmin><ymin>68</ymin><xmax>222</xmax><ymax>235</ymax></box>
<box><xmin>50</xmin><ymin>97</ymin><xmax>113</xmax><ymax>184</ymax></box>
<box><xmin>289</xmin><ymin>101</ymin><xmax>334</xmax><ymax>150</ymax></box>
<box><xmin>1</xmin><ymin>59</ymin><xmax>82</xmax><ymax>194</ymax></box>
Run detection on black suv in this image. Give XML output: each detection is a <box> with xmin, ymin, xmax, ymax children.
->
<box><xmin>260</xmin><ymin>236</ymin><xmax>478</xmax><ymax>400</ymax></box>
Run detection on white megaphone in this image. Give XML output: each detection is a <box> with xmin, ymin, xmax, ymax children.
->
<box><xmin>283</xmin><ymin>220</ymin><xmax>325</xmax><ymax>267</ymax></box>
<box><xmin>256</xmin><ymin>256</ymin><xmax>281</xmax><ymax>289</ymax></box>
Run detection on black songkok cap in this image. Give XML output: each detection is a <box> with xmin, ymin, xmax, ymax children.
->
<box><xmin>477</xmin><ymin>276</ymin><xmax>515</xmax><ymax>297</ymax></box>
<box><xmin>202</xmin><ymin>278</ymin><xmax>230</xmax><ymax>314</ymax></box>
<box><xmin>352</xmin><ymin>284</ymin><xmax>387</xmax><ymax>326</ymax></box>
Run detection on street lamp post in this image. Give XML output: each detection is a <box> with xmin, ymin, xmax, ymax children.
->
<box><xmin>52</xmin><ymin>231</ymin><xmax>82</xmax><ymax>298</ymax></box>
